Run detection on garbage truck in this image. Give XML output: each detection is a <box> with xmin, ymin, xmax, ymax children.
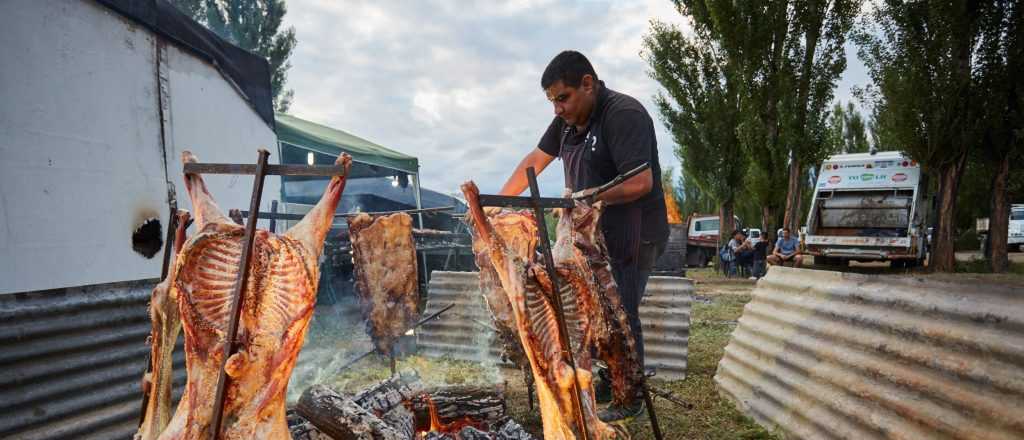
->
<box><xmin>803</xmin><ymin>151</ymin><xmax>928</xmax><ymax>268</ymax></box>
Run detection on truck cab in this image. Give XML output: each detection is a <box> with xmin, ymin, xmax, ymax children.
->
<box><xmin>803</xmin><ymin>151</ymin><xmax>928</xmax><ymax>268</ymax></box>
<box><xmin>685</xmin><ymin>214</ymin><xmax>741</xmax><ymax>267</ymax></box>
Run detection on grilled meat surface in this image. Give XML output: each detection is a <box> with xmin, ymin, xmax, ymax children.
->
<box><xmin>462</xmin><ymin>182</ymin><xmax>626</xmax><ymax>440</ymax></box>
<box><xmin>154</xmin><ymin>151</ymin><xmax>350</xmax><ymax>440</ymax></box>
<box><xmin>551</xmin><ymin>201</ymin><xmax>643</xmax><ymax>409</ymax></box>
<box><xmin>347</xmin><ymin>212</ymin><xmax>420</xmax><ymax>355</ymax></box>
<box><xmin>466</xmin><ymin>209</ymin><xmax>537</xmax><ymax>383</ymax></box>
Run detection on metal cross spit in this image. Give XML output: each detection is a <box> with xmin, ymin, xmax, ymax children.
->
<box><xmin>180</xmin><ymin>150</ymin><xmax>348</xmax><ymax>440</ymax></box>
<box><xmin>475</xmin><ymin>162</ymin><xmax>663</xmax><ymax>440</ymax></box>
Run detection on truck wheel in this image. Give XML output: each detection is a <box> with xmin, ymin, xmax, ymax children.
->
<box><xmin>698</xmin><ymin>250</ymin><xmax>709</xmax><ymax>267</ymax></box>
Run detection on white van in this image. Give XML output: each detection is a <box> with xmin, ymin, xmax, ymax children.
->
<box><xmin>803</xmin><ymin>151</ymin><xmax>928</xmax><ymax>268</ymax></box>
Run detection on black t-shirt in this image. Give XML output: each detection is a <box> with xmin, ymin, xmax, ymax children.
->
<box><xmin>538</xmin><ymin>83</ymin><xmax>669</xmax><ymax>261</ymax></box>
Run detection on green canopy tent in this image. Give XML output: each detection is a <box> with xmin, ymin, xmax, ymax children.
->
<box><xmin>274</xmin><ymin>113</ymin><xmax>423</xmax><ymax>217</ymax></box>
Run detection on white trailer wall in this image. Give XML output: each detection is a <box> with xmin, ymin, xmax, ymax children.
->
<box><xmin>0</xmin><ymin>0</ymin><xmax>280</xmax><ymax>295</ymax></box>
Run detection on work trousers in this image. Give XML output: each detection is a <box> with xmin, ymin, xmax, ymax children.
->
<box><xmin>611</xmin><ymin>240</ymin><xmax>665</xmax><ymax>369</ymax></box>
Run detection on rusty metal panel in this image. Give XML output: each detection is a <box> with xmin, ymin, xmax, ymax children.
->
<box><xmin>418</xmin><ymin>272</ymin><xmax>692</xmax><ymax>380</ymax></box>
<box><xmin>715</xmin><ymin>267</ymin><xmax>1024</xmax><ymax>439</ymax></box>
<box><xmin>0</xmin><ymin>280</ymin><xmax>185</xmax><ymax>440</ymax></box>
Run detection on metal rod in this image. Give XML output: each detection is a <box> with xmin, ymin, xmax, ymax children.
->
<box><xmin>592</xmin><ymin>162</ymin><xmax>650</xmax><ymax>198</ymax></box>
<box><xmin>138</xmin><ymin>204</ymin><xmax>180</xmax><ymax>427</ymax></box>
<box><xmin>477</xmin><ymin>194</ymin><xmax>574</xmax><ymax>209</ymax></box>
<box><xmin>269</xmin><ymin>200</ymin><xmax>279</xmax><ymax>233</ymax></box>
<box><xmin>642</xmin><ymin>382</ymin><xmax>664</xmax><ymax>440</ymax></box>
<box><xmin>238</xmin><ymin>205</ymin><xmax>456</xmax><ymax>221</ymax></box>
<box><xmin>336</xmin><ymin>303</ymin><xmax>456</xmax><ymax>372</ymax></box>
<box><xmin>209</xmin><ymin>149</ymin><xmax>271</xmax><ymax>439</ymax></box>
<box><xmin>183</xmin><ymin>162</ymin><xmax>346</xmax><ymax>177</ymax></box>
<box><xmin>525</xmin><ymin>167</ymin><xmax>589</xmax><ymax>440</ymax></box>
<box><xmin>389</xmin><ymin>347</ymin><xmax>397</xmax><ymax>377</ymax></box>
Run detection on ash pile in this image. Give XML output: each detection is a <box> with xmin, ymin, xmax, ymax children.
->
<box><xmin>288</xmin><ymin>371</ymin><xmax>534</xmax><ymax>440</ymax></box>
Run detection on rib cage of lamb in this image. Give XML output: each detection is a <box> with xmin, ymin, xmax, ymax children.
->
<box><xmin>462</xmin><ymin>181</ymin><xmax>629</xmax><ymax>440</ymax></box>
<box><xmin>137</xmin><ymin>150</ymin><xmax>352</xmax><ymax>440</ymax></box>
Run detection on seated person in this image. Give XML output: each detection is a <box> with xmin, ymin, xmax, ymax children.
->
<box><xmin>751</xmin><ymin>233</ymin><xmax>769</xmax><ymax>278</ymax></box>
<box><xmin>728</xmin><ymin>230</ymin><xmax>755</xmax><ymax>273</ymax></box>
<box><xmin>767</xmin><ymin>227</ymin><xmax>803</xmax><ymax>267</ymax></box>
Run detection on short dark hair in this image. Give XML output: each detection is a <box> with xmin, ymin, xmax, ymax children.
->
<box><xmin>541</xmin><ymin>51</ymin><xmax>598</xmax><ymax>89</ymax></box>
<box><xmin>782</xmin><ymin>227</ymin><xmax>791</xmax><ymax>232</ymax></box>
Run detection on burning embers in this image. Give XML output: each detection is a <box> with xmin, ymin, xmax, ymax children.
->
<box><xmin>289</xmin><ymin>372</ymin><xmax>535</xmax><ymax>440</ymax></box>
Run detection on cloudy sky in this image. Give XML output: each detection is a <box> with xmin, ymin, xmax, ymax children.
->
<box><xmin>282</xmin><ymin>0</ymin><xmax>870</xmax><ymax>197</ymax></box>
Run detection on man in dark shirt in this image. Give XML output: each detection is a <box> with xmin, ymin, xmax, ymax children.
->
<box><xmin>492</xmin><ymin>50</ymin><xmax>669</xmax><ymax>421</ymax></box>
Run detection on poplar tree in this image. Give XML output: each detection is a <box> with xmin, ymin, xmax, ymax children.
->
<box><xmin>856</xmin><ymin>0</ymin><xmax>993</xmax><ymax>271</ymax></box>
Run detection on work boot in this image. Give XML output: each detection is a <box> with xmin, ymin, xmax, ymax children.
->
<box><xmin>594</xmin><ymin>367</ymin><xmax>613</xmax><ymax>404</ymax></box>
<box><xmin>598</xmin><ymin>399</ymin><xmax>645</xmax><ymax>423</ymax></box>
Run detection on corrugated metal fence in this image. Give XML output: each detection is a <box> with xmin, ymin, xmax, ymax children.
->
<box><xmin>0</xmin><ymin>280</ymin><xmax>185</xmax><ymax>440</ymax></box>
<box><xmin>715</xmin><ymin>267</ymin><xmax>1024</xmax><ymax>439</ymax></box>
<box><xmin>418</xmin><ymin>271</ymin><xmax>692</xmax><ymax>380</ymax></box>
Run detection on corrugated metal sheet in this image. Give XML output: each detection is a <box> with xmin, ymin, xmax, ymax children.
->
<box><xmin>417</xmin><ymin>272</ymin><xmax>692</xmax><ymax>380</ymax></box>
<box><xmin>0</xmin><ymin>280</ymin><xmax>185</xmax><ymax>440</ymax></box>
<box><xmin>715</xmin><ymin>267</ymin><xmax>1024</xmax><ymax>439</ymax></box>
<box><xmin>640</xmin><ymin>276</ymin><xmax>692</xmax><ymax>380</ymax></box>
<box><xmin>417</xmin><ymin>272</ymin><xmax>505</xmax><ymax>364</ymax></box>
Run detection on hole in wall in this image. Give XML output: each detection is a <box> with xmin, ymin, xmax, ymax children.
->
<box><xmin>132</xmin><ymin>218</ymin><xmax>163</xmax><ymax>258</ymax></box>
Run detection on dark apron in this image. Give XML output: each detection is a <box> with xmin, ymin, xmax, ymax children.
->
<box><xmin>558</xmin><ymin>122</ymin><xmax>646</xmax><ymax>369</ymax></box>
<box><xmin>557</xmin><ymin>122</ymin><xmax>642</xmax><ymax>265</ymax></box>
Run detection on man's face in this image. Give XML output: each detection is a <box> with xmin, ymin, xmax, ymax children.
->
<box><xmin>545</xmin><ymin>76</ymin><xmax>595</xmax><ymax>127</ymax></box>
<box><xmin>783</xmin><ymin>229</ymin><xmax>791</xmax><ymax>240</ymax></box>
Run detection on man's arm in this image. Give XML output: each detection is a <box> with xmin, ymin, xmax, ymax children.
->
<box><xmin>496</xmin><ymin>147</ymin><xmax>557</xmax><ymax>196</ymax></box>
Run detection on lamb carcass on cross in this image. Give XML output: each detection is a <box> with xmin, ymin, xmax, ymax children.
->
<box><xmin>550</xmin><ymin>199</ymin><xmax>644</xmax><ymax>411</ymax></box>
<box><xmin>465</xmin><ymin>208</ymin><xmax>538</xmax><ymax>396</ymax></box>
<box><xmin>347</xmin><ymin>212</ymin><xmax>419</xmax><ymax>356</ymax></box>
<box><xmin>153</xmin><ymin>150</ymin><xmax>351</xmax><ymax>439</ymax></box>
<box><xmin>462</xmin><ymin>181</ymin><xmax>627</xmax><ymax>440</ymax></box>
<box><xmin>137</xmin><ymin>209</ymin><xmax>191</xmax><ymax>440</ymax></box>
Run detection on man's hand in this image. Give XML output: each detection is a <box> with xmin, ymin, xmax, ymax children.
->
<box><xmin>483</xmin><ymin>206</ymin><xmax>502</xmax><ymax>216</ymax></box>
<box><xmin>570</xmin><ymin>186</ymin><xmax>600</xmax><ymax>204</ymax></box>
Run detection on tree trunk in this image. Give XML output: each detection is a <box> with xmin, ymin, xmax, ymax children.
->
<box><xmin>407</xmin><ymin>386</ymin><xmax>507</xmax><ymax>432</ymax></box>
<box><xmin>782</xmin><ymin>156</ymin><xmax>803</xmax><ymax>231</ymax></box>
<box><xmin>931</xmin><ymin>153</ymin><xmax>969</xmax><ymax>272</ymax></box>
<box><xmin>761</xmin><ymin>205</ymin><xmax>775</xmax><ymax>243</ymax></box>
<box><xmin>987</xmin><ymin>158</ymin><xmax>1010</xmax><ymax>272</ymax></box>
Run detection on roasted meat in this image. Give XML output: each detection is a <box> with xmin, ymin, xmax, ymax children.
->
<box><xmin>466</xmin><ymin>209</ymin><xmax>537</xmax><ymax>387</ymax></box>
<box><xmin>155</xmin><ymin>151</ymin><xmax>351</xmax><ymax>439</ymax></box>
<box><xmin>347</xmin><ymin>212</ymin><xmax>420</xmax><ymax>355</ymax></box>
<box><xmin>551</xmin><ymin>201</ymin><xmax>643</xmax><ymax>409</ymax></box>
<box><xmin>137</xmin><ymin>209</ymin><xmax>192</xmax><ymax>440</ymax></box>
<box><xmin>462</xmin><ymin>182</ymin><xmax>626</xmax><ymax>440</ymax></box>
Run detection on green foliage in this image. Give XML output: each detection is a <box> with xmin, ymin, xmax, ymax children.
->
<box><xmin>644</xmin><ymin>19</ymin><xmax>747</xmax><ymax>232</ymax></box>
<box><xmin>170</xmin><ymin>0</ymin><xmax>297</xmax><ymax>112</ymax></box>
<box><xmin>827</xmin><ymin>101</ymin><xmax>871</xmax><ymax>154</ymax></box>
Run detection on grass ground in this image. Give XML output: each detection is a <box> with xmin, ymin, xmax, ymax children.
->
<box><xmin>323</xmin><ymin>272</ymin><xmax>775</xmax><ymax>439</ymax></box>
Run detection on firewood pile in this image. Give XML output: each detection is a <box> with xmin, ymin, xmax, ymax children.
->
<box><xmin>287</xmin><ymin>371</ymin><xmax>535</xmax><ymax>439</ymax></box>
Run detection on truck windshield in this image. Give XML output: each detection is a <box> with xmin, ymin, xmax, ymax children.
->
<box><xmin>695</xmin><ymin>219</ymin><xmax>719</xmax><ymax>232</ymax></box>
<box><xmin>1012</xmin><ymin>210</ymin><xmax>1024</xmax><ymax>221</ymax></box>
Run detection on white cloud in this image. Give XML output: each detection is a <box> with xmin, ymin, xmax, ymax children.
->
<box><xmin>282</xmin><ymin>0</ymin><xmax>868</xmax><ymax>197</ymax></box>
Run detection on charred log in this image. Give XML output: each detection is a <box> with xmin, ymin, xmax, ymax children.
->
<box><xmin>296</xmin><ymin>385</ymin><xmax>407</xmax><ymax>440</ymax></box>
<box><xmin>354</xmin><ymin>371</ymin><xmax>425</xmax><ymax>415</ymax></box>
<box><xmin>287</xmin><ymin>409</ymin><xmax>332</xmax><ymax>440</ymax></box>
<box><xmin>408</xmin><ymin>386</ymin><xmax>506</xmax><ymax>431</ymax></box>
<box><xmin>493</xmin><ymin>418</ymin><xmax>537</xmax><ymax>440</ymax></box>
